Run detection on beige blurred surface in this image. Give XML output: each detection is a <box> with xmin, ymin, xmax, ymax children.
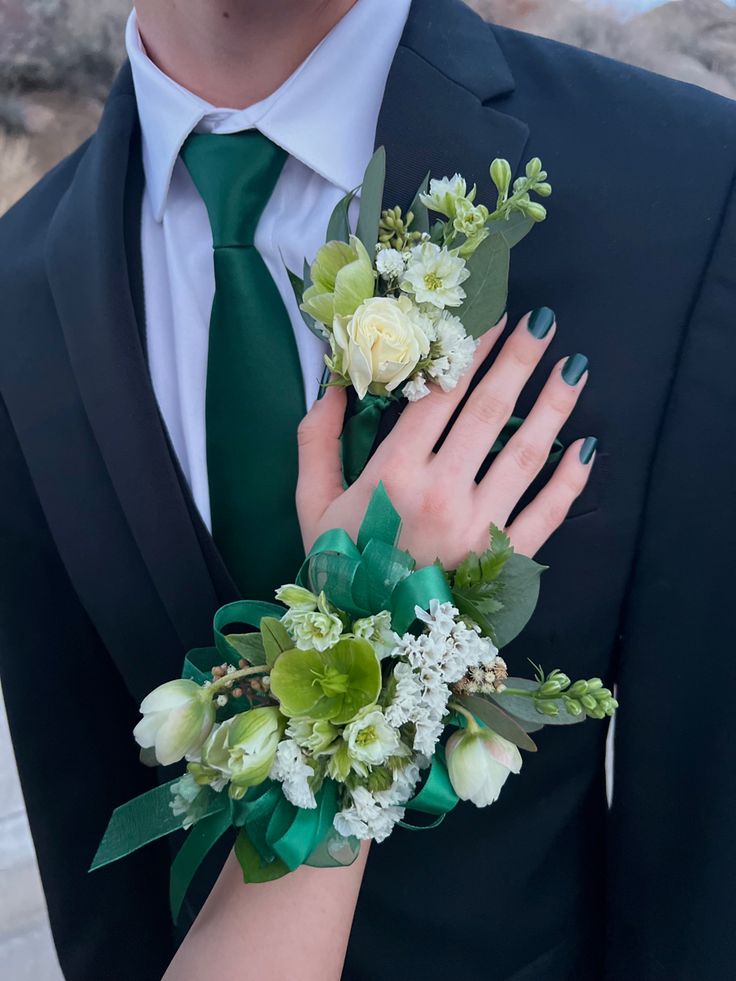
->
<box><xmin>0</xmin><ymin>2</ymin><xmax>733</xmax><ymax>976</ymax></box>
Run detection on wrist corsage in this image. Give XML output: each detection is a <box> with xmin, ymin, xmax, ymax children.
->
<box><xmin>92</xmin><ymin>486</ymin><xmax>617</xmax><ymax>921</ymax></box>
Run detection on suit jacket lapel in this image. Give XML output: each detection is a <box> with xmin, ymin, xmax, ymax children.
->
<box><xmin>43</xmin><ymin>65</ymin><xmax>230</xmax><ymax>694</ymax></box>
<box><xmin>373</xmin><ymin>0</ymin><xmax>530</xmax><ymax>442</ymax></box>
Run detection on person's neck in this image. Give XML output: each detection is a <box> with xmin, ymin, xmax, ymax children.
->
<box><xmin>135</xmin><ymin>0</ymin><xmax>358</xmax><ymax>108</ymax></box>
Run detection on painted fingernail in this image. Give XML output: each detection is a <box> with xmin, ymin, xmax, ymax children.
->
<box><xmin>527</xmin><ymin>306</ymin><xmax>555</xmax><ymax>339</ymax></box>
<box><xmin>562</xmin><ymin>353</ymin><xmax>589</xmax><ymax>386</ymax></box>
<box><xmin>579</xmin><ymin>436</ymin><xmax>598</xmax><ymax>464</ymax></box>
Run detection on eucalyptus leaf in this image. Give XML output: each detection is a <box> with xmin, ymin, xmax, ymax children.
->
<box><xmin>491</xmin><ymin>677</ymin><xmax>584</xmax><ymax>727</ymax></box>
<box><xmin>326</xmin><ymin>188</ymin><xmax>356</xmax><ymax>243</ymax></box>
<box><xmin>224</xmin><ymin>632</ymin><xmax>266</xmax><ymax>663</ymax></box>
<box><xmin>408</xmin><ymin>171</ymin><xmax>431</xmax><ymax>236</ymax></box>
<box><xmin>456</xmin><ymin>693</ymin><xmax>537</xmax><ymax>752</ymax></box>
<box><xmin>491</xmin><ymin>553</ymin><xmax>546</xmax><ymax>649</ymax></box>
<box><xmin>234</xmin><ymin>829</ymin><xmax>289</xmax><ymax>883</ymax></box>
<box><xmin>260</xmin><ymin>617</ymin><xmax>294</xmax><ymax>668</ymax></box>
<box><xmin>456</xmin><ymin>232</ymin><xmax>510</xmax><ymax>338</ymax></box>
<box><xmin>355</xmin><ymin>146</ymin><xmax>386</xmax><ymax>255</ymax></box>
<box><xmin>491</xmin><ymin>211</ymin><xmax>534</xmax><ymax>249</ymax></box>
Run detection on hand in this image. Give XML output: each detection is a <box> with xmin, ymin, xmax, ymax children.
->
<box><xmin>296</xmin><ymin>310</ymin><xmax>594</xmax><ymax>567</ymax></box>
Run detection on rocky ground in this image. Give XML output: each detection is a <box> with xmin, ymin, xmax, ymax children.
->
<box><xmin>0</xmin><ymin>1</ymin><xmax>733</xmax><ymax>977</ymax></box>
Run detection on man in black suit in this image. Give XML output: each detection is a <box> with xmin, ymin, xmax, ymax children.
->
<box><xmin>1</xmin><ymin>0</ymin><xmax>734</xmax><ymax>978</ymax></box>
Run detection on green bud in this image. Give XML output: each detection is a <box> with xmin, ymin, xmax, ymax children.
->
<box><xmin>586</xmin><ymin>678</ymin><xmax>603</xmax><ymax>692</ymax></box>
<box><xmin>550</xmin><ymin>671</ymin><xmax>571</xmax><ymax>690</ymax></box>
<box><xmin>580</xmin><ymin>694</ymin><xmax>598</xmax><ymax>712</ymax></box>
<box><xmin>535</xmin><ymin>181</ymin><xmax>552</xmax><ymax>197</ymax></box>
<box><xmin>588</xmin><ymin>706</ymin><xmax>606</xmax><ymax>720</ymax></box>
<box><xmin>563</xmin><ymin>697</ymin><xmax>583</xmax><ymax>716</ymax></box>
<box><xmin>525</xmin><ymin>157</ymin><xmax>543</xmax><ymax>179</ymax></box>
<box><xmin>539</xmin><ymin>678</ymin><xmax>563</xmax><ymax>696</ymax></box>
<box><xmin>537</xmin><ymin>700</ymin><xmax>560</xmax><ymax>717</ymax></box>
<box><xmin>525</xmin><ymin>201</ymin><xmax>547</xmax><ymax>222</ymax></box>
<box><xmin>490</xmin><ymin>158</ymin><xmax>512</xmax><ymax>196</ymax></box>
<box><xmin>274</xmin><ymin>583</ymin><xmax>317</xmax><ymax>611</ymax></box>
<box><xmin>568</xmin><ymin>680</ymin><xmax>589</xmax><ymax>698</ymax></box>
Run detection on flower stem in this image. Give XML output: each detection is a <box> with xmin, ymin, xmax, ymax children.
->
<box><xmin>209</xmin><ymin>664</ymin><xmax>270</xmax><ymax>695</ymax></box>
<box><xmin>448</xmin><ymin>700</ymin><xmax>480</xmax><ymax>732</ymax></box>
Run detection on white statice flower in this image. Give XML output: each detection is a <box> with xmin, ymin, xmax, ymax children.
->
<box><xmin>374</xmin><ymin>758</ymin><xmax>423</xmax><ymax>808</ymax></box>
<box><xmin>270</xmin><ymin>739</ymin><xmax>317</xmax><ymax>809</ymax></box>
<box><xmin>386</xmin><ymin>600</ymin><xmax>499</xmax><ymax>757</ymax></box>
<box><xmin>401</xmin><ymin>242</ymin><xmax>469</xmax><ymax>309</ymax></box>
<box><xmin>375</xmin><ymin>247</ymin><xmax>406</xmax><ymax>281</ymax></box>
<box><xmin>353</xmin><ymin>611</ymin><xmax>400</xmax><ymax>660</ymax></box>
<box><xmin>342</xmin><ymin>707</ymin><xmax>401</xmax><ymax>774</ymax></box>
<box><xmin>282</xmin><ymin>608</ymin><xmax>343</xmax><ymax>652</ymax></box>
<box><xmin>402</xmin><ymin>372</ymin><xmax>430</xmax><ymax>402</ymax></box>
<box><xmin>426</xmin><ymin>313</ymin><xmax>478</xmax><ymax>393</ymax></box>
<box><xmin>333</xmin><ymin>786</ymin><xmax>405</xmax><ymax>843</ymax></box>
<box><xmin>169</xmin><ymin>773</ymin><xmax>206</xmax><ymax>830</ymax></box>
<box><xmin>419</xmin><ymin>173</ymin><xmax>474</xmax><ymax>218</ymax></box>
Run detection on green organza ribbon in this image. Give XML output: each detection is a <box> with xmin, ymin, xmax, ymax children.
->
<box><xmin>91</xmin><ymin>484</ymin><xmax>460</xmax><ymax>919</ymax></box>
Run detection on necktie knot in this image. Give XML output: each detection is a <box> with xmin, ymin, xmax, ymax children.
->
<box><xmin>181</xmin><ymin>130</ymin><xmax>287</xmax><ymax>248</ymax></box>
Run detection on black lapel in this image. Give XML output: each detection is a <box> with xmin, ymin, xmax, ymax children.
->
<box><xmin>43</xmin><ymin>65</ymin><xmax>229</xmax><ymax>688</ymax></box>
<box><xmin>373</xmin><ymin>0</ymin><xmax>530</xmax><ymax>440</ymax></box>
<box><xmin>377</xmin><ymin>0</ymin><xmax>529</xmax><ymax>211</ymax></box>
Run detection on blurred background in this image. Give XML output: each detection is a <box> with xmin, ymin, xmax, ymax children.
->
<box><xmin>0</xmin><ymin>1</ymin><xmax>734</xmax><ymax>977</ymax></box>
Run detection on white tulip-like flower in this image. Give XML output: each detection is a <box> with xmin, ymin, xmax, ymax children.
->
<box><xmin>227</xmin><ymin>707</ymin><xmax>285</xmax><ymax>798</ymax></box>
<box><xmin>401</xmin><ymin>242</ymin><xmax>469</xmax><ymax>309</ymax></box>
<box><xmin>134</xmin><ymin>679</ymin><xmax>215</xmax><ymax>766</ymax></box>
<box><xmin>445</xmin><ymin>727</ymin><xmax>522</xmax><ymax>807</ymax></box>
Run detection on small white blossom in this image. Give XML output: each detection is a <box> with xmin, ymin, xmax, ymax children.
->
<box><xmin>343</xmin><ymin>707</ymin><xmax>401</xmax><ymax>773</ymax></box>
<box><xmin>401</xmin><ymin>242</ymin><xmax>470</xmax><ymax>309</ymax></box>
<box><xmin>426</xmin><ymin>313</ymin><xmax>477</xmax><ymax>393</ymax></box>
<box><xmin>333</xmin><ymin>786</ymin><xmax>404</xmax><ymax>843</ymax></box>
<box><xmin>403</xmin><ymin>373</ymin><xmax>431</xmax><ymax>402</ymax></box>
<box><xmin>419</xmin><ymin>174</ymin><xmax>474</xmax><ymax>218</ymax></box>
<box><xmin>270</xmin><ymin>739</ymin><xmax>317</xmax><ymax>810</ymax></box>
<box><xmin>282</xmin><ymin>608</ymin><xmax>343</xmax><ymax>651</ymax></box>
<box><xmin>353</xmin><ymin>611</ymin><xmax>400</xmax><ymax>660</ymax></box>
<box><xmin>375</xmin><ymin>247</ymin><xmax>406</xmax><ymax>280</ymax></box>
<box><xmin>169</xmin><ymin>773</ymin><xmax>205</xmax><ymax>830</ymax></box>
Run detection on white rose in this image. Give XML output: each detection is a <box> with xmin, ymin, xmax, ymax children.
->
<box><xmin>332</xmin><ymin>295</ymin><xmax>430</xmax><ymax>400</ymax></box>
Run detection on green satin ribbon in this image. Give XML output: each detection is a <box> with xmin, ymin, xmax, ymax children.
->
<box><xmin>92</xmin><ymin>486</ymin><xmax>462</xmax><ymax>918</ymax></box>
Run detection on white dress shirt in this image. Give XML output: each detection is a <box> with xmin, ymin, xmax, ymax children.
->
<box><xmin>125</xmin><ymin>1</ymin><xmax>411</xmax><ymax>530</ymax></box>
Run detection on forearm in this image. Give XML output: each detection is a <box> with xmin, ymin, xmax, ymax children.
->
<box><xmin>164</xmin><ymin>843</ymin><xmax>369</xmax><ymax>981</ymax></box>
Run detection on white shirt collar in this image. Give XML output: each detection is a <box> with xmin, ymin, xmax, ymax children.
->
<box><xmin>126</xmin><ymin>1</ymin><xmax>411</xmax><ymax>222</ymax></box>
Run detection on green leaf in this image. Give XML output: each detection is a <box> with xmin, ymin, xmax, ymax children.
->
<box><xmin>285</xmin><ymin>261</ymin><xmax>326</xmax><ymax>341</ymax></box>
<box><xmin>456</xmin><ymin>693</ymin><xmax>537</xmax><ymax>751</ymax></box>
<box><xmin>491</xmin><ymin>678</ymin><xmax>585</xmax><ymax>727</ymax></box>
<box><xmin>408</xmin><ymin>171</ymin><xmax>431</xmax><ymax>236</ymax></box>
<box><xmin>491</xmin><ymin>210</ymin><xmax>534</xmax><ymax>249</ymax></box>
<box><xmin>326</xmin><ymin>188</ymin><xmax>356</xmax><ymax>243</ymax></box>
<box><xmin>490</xmin><ymin>553</ymin><xmax>546</xmax><ymax>648</ymax></box>
<box><xmin>456</xmin><ymin>231</ymin><xmax>510</xmax><ymax>338</ymax></box>
<box><xmin>234</xmin><ymin>829</ymin><xmax>290</xmax><ymax>883</ymax></box>
<box><xmin>483</xmin><ymin>525</ymin><xmax>514</xmax><ymax>581</ymax></box>
<box><xmin>355</xmin><ymin>146</ymin><xmax>386</xmax><ymax>256</ymax></box>
<box><xmin>452</xmin><ymin>591</ymin><xmax>498</xmax><ymax>643</ymax></box>
<box><xmin>225</xmin><ymin>632</ymin><xmax>266</xmax><ymax>663</ymax></box>
<box><xmin>260</xmin><ymin>617</ymin><xmax>294</xmax><ymax>668</ymax></box>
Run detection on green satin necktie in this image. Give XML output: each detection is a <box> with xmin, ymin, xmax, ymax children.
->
<box><xmin>181</xmin><ymin>130</ymin><xmax>306</xmax><ymax>599</ymax></box>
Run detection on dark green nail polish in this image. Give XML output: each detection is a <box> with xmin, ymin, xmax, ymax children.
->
<box><xmin>562</xmin><ymin>353</ymin><xmax>589</xmax><ymax>386</ymax></box>
<box><xmin>527</xmin><ymin>306</ymin><xmax>555</xmax><ymax>339</ymax></box>
<box><xmin>579</xmin><ymin>436</ymin><xmax>598</xmax><ymax>464</ymax></box>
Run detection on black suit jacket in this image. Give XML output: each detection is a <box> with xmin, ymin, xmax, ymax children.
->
<box><xmin>1</xmin><ymin>1</ymin><xmax>735</xmax><ymax>978</ymax></box>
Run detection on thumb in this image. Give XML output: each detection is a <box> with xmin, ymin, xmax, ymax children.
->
<box><xmin>296</xmin><ymin>383</ymin><xmax>347</xmax><ymax>533</ymax></box>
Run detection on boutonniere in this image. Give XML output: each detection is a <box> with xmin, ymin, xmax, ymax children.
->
<box><xmin>288</xmin><ymin>149</ymin><xmax>552</xmax><ymax>480</ymax></box>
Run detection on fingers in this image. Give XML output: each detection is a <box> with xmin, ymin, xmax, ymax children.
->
<box><xmin>295</xmin><ymin>384</ymin><xmax>346</xmax><ymax>535</ymax></box>
<box><xmin>477</xmin><ymin>354</ymin><xmax>589</xmax><ymax>520</ymax></box>
<box><xmin>381</xmin><ymin>314</ymin><xmax>507</xmax><ymax>461</ymax></box>
<box><xmin>504</xmin><ymin>437</ymin><xmax>597</xmax><ymax>557</ymax></box>
<box><xmin>434</xmin><ymin>309</ymin><xmax>557</xmax><ymax>480</ymax></box>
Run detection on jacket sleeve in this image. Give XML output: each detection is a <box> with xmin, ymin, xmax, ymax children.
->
<box><xmin>0</xmin><ymin>394</ymin><xmax>175</xmax><ymax>981</ymax></box>
<box><xmin>606</xmin><ymin>175</ymin><xmax>736</xmax><ymax>980</ymax></box>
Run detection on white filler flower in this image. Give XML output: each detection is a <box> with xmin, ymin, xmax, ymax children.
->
<box><xmin>270</xmin><ymin>739</ymin><xmax>317</xmax><ymax>809</ymax></box>
<box><xmin>401</xmin><ymin>242</ymin><xmax>470</xmax><ymax>308</ymax></box>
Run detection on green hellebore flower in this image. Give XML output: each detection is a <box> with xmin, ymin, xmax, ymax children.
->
<box><xmin>270</xmin><ymin>637</ymin><xmax>382</xmax><ymax>726</ymax></box>
<box><xmin>301</xmin><ymin>235</ymin><xmax>375</xmax><ymax>326</ymax></box>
